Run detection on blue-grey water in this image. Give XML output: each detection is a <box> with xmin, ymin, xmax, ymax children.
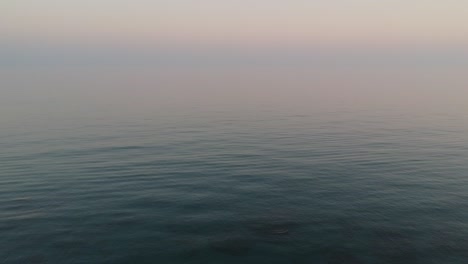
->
<box><xmin>1</xmin><ymin>66</ymin><xmax>468</xmax><ymax>263</ymax></box>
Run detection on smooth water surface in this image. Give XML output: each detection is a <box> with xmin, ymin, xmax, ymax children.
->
<box><xmin>1</xmin><ymin>66</ymin><xmax>468</xmax><ymax>263</ymax></box>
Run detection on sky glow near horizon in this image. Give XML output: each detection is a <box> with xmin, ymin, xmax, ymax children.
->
<box><xmin>1</xmin><ymin>1</ymin><xmax>468</xmax><ymax>114</ymax></box>
<box><xmin>2</xmin><ymin>0</ymin><xmax>468</xmax><ymax>51</ymax></box>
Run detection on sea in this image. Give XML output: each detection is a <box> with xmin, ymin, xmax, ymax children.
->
<box><xmin>1</xmin><ymin>63</ymin><xmax>468</xmax><ymax>263</ymax></box>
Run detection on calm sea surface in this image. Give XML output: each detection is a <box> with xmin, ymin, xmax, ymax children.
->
<box><xmin>1</xmin><ymin>66</ymin><xmax>468</xmax><ymax>263</ymax></box>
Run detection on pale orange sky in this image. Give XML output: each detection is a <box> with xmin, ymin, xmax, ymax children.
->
<box><xmin>2</xmin><ymin>0</ymin><xmax>468</xmax><ymax>49</ymax></box>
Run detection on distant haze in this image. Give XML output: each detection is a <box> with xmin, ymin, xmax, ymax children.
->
<box><xmin>2</xmin><ymin>0</ymin><xmax>468</xmax><ymax>55</ymax></box>
<box><xmin>1</xmin><ymin>1</ymin><xmax>467</xmax><ymax>117</ymax></box>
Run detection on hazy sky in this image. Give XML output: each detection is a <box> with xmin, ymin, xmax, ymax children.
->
<box><xmin>2</xmin><ymin>0</ymin><xmax>468</xmax><ymax>51</ymax></box>
<box><xmin>2</xmin><ymin>1</ymin><xmax>468</xmax><ymax>118</ymax></box>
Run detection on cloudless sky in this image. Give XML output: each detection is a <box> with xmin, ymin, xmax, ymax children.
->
<box><xmin>1</xmin><ymin>1</ymin><xmax>468</xmax><ymax>116</ymax></box>
<box><xmin>2</xmin><ymin>0</ymin><xmax>468</xmax><ymax>50</ymax></box>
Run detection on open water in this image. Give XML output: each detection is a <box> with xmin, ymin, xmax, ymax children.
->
<box><xmin>1</xmin><ymin>65</ymin><xmax>468</xmax><ymax>263</ymax></box>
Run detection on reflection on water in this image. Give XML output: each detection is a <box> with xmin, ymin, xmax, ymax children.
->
<box><xmin>1</xmin><ymin>66</ymin><xmax>468</xmax><ymax>263</ymax></box>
